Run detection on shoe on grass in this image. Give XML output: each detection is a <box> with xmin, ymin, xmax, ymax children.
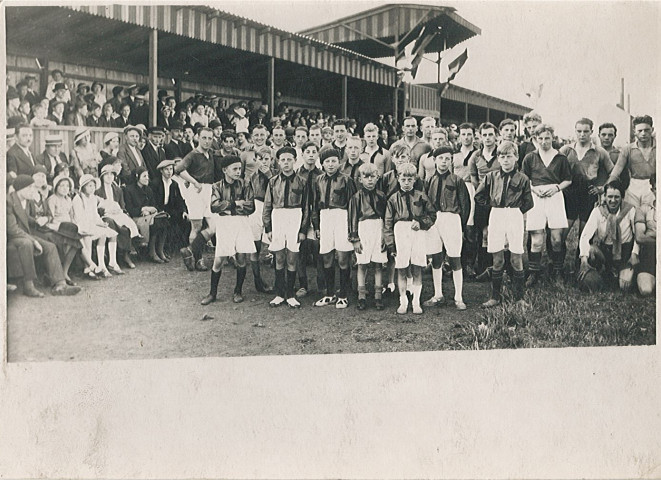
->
<box><xmin>455</xmin><ymin>300</ymin><xmax>467</xmax><ymax>310</ymax></box>
<box><xmin>357</xmin><ymin>298</ymin><xmax>367</xmax><ymax>310</ymax></box>
<box><xmin>423</xmin><ymin>295</ymin><xmax>445</xmax><ymax>307</ymax></box>
<box><xmin>286</xmin><ymin>297</ymin><xmax>301</xmax><ymax>308</ymax></box>
<box><xmin>412</xmin><ymin>304</ymin><xmax>423</xmax><ymax>314</ymax></box>
<box><xmin>295</xmin><ymin>287</ymin><xmax>308</xmax><ymax>298</ymax></box>
<box><xmin>335</xmin><ymin>297</ymin><xmax>348</xmax><ymax>309</ymax></box>
<box><xmin>374</xmin><ymin>298</ymin><xmax>384</xmax><ymax>311</ymax></box>
<box><xmin>233</xmin><ymin>293</ymin><xmax>244</xmax><ymax>303</ymax></box>
<box><xmin>314</xmin><ymin>295</ymin><xmax>337</xmax><ymax>307</ymax></box>
<box><xmin>269</xmin><ymin>296</ymin><xmax>285</xmax><ymax>307</ymax></box>
<box><xmin>396</xmin><ymin>303</ymin><xmax>408</xmax><ymax>315</ymax></box>
<box><xmin>481</xmin><ymin>298</ymin><xmax>501</xmax><ymax>308</ymax></box>
<box><xmin>201</xmin><ymin>294</ymin><xmax>216</xmax><ymax>306</ymax></box>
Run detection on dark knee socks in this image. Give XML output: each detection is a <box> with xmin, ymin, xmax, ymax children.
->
<box><xmin>234</xmin><ymin>266</ymin><xmax>246</xmax><ymax>294</ymax></box>
<box><xmin>209</xmin><ymin>269</ymin><xmax>221</xmax><ymax>298</ymax></box>
<box><xmin>190</xmin><ymin>234</ymin><xmax>207</xmax><ymax>262</ymax></box>
<box><xmin>286</xmin><ymin>269</ymin><xmax>296</xmax><ymax>299</ymax></box>
<box><xmin>275</xmin><ymin>268</ymin><xmax>286</xmax><ymax>298</ymax></box>
<box><xmin>339</xmin><ymin>267</ymin><xmax>350</xmax><ymax>299</ymax></box>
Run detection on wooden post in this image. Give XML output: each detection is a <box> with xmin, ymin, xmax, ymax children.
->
<box><xmin>393</xmin><ymin>7</ymin><xmax>400</xmax><ymax>123</ymax></box>
<box><xmin>486</xmin><ymin>107</ymin><xmax>490</xmax><ymax>122</ymax></box>
<box><xmin>149</xmin><ymin>29</ymin><xmax>158</xmax><ymax>127</ymax></box>
<box><xmin>464</xmin><ymin>102</ymin><xmax>468</xmax><ymax>122</ymax></box>
<box><xmin>267</xmin><ymin>57</ymin><xmax>275</xmax><ymax>118</ymax></box>
<box><xmin>341</xmin><ymin>75</ymin><xmax>348</xmax><ymax>118</ymax></box>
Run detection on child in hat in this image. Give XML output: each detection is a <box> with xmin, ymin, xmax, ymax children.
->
<box><xmin>383</xmin><ymin>163</ymin><xmax>436</xmax><ymax>314</ymax></box>
<box><xmin>348</xmin><ymin>163</ymin><xmax>388</xmax><ymax>310</ymax></box>
<box><xmin>312</xmin><ymin>148</ymin><xmax>357</xmax><ymax>309</ymax></box>
<box><xmin>201</xmin><ymin>155</ymin><xmax>256</xmax><ymax>305</ymax></box>
<box><xmin>475</xmin><ymin>140</ymin><xmax>534</xmax><ymax>307</ymax></box>
<box><xmin>262</xmin><ymin>146</ymin><xmax>310</xmax><ymax>308</ymax></box>
<box><xmin>72</xmin><ymin>174</ymin><xmax>120</xmax><ymax>278</ymax></box>
<box><xmin>424</xmin><ymin>146</ymin><xmax>471</xmax><ymax>310</ymax></box>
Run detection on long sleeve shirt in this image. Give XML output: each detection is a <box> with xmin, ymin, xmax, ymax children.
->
<box><xmin>262</xmin><ymin>171</ymin><xmax>309</xmax><ymax>234</ymax></box>
<box><xmin>579</xmin><ymin>204</ymin><xmax>639</xmax><ymax>257</ymax></box>
<box><xmin>474</xmin><ymin>169</ymin><xmax>534</xmax><ymax>214</ymax></box>
<box><xmin>560</xmin><ymin>142</ymin><xmax>614</xmax><ymax>195</ymax></box>
<box><xmin>424</xmin><ymin>170</ymin><xmax>471</xmax><ymax>226</ymax></box>
<box><xmin>210</xmin><ymin>177</ymin><xmax>255</xmax><ymax>216</ymax></box>
<box><xmin>347</xmin><ymin>187</ymin><xmax>387</xmax><ymax>243</ymax></box>
<box><xmin>249</xmin><ymin>169</ymin><xmax>273</xmax><ymax>202</ymax></box>
<box><xmin>377</xmin><ymin>170</ymin><xmax>424</xmax><ymax>199</ymax></box>
<box><xmin>340</xmin><ymin>159</ymin><xmax>364</xmax><ymax>181</ymax></box>
<box><xmin>360</xmin><ymin>146</ymin><xmax>393</xmax><ymax>176</ymax></box>
<box><xmin>311</xmin><ymin>171</ymin><xmax>357</xmax><ymax>231</ymax></box>
<box><xmin>468</xmin><ymin>147</ymin><xmax>499</xmax><ymax>188</ymax></box>
<box><xmin>609</xmin><ymin>140</ymin><xmax>656</xmax><ymax>182</ymax></box>
<box><xmin>383</xmin><ymin>189</ymin><xmax>436</xmax><ymax>250</ymax></box>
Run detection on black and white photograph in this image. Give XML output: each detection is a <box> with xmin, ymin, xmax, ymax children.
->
<box><xmin>1</xmin><ymin>1</ymin><xmax>659</xmax><ymax>478</ymax></box>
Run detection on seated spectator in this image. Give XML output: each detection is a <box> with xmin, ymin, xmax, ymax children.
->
<box><xmin>152</xmin><ymin>159</ymin><xmax>189</xmax><ymax>253</ymax></box>
<box><xmin>96</xmin><ymin>163</ymin><xmax>141</xmax><ymax>269</ymax></box>
<box><xmin>17</xmin><ymin>99</ymin><xmax>32</xmax><ymax>124</ymax></box>
<box><xmin>124</xmin><ymin>167</ymin><xmax>170</xmax><ymax>263</ymax></box>
<box><xmin>25</xmin><ymin>169</ymin><xmax>80</xmax><ymax>286</ymax></box>
<box><xmin>236</xmin><ymin>131</ymin><xmax>251</xmax><ymax>152</ymax></box>
<box><xmin>6</xmin><ymin>88</ymin><xmax>21</xmax><ymax>119</ymax></box>
<box><xmin>108</xmin><ymin>85</ymin><xmax>125</xmax><ymax>115</ymax></box>
<box><xmin>29</xmin><ymin>103</ymin><xmax>56</xmax><ymax>128</ymax></box>
<box><xmin>66</xmin><ymin>98</ymin><xmax>88</xmax><ymax>126</ymax></box>
<box><xmin>70</xmin><ymin>127</ymin><xmax>102</xmax><ymax>180</ymax></box>
<box><xmin>48</xmin><ymin>82</ymin><xmax>70</xmax><ymax>113</ymax></box>
<box><xmin>37</xmin><ymin>134</ymin><xmax>69</xmax><ymax>183</ymax></box>
<box><xmin>100</xmin><ymin>131</ymin><xmax>120</xmax><ymax>160</ymax></box>
<box><xmin>578</xmin><ymin>180</ymin><xmax>639</xmax><ymax>292</ymax></box>
<box><xmin>98</xmin><ymin>102</ymin><xmax>115</xmax><ymax>128</ymax></box>
<box><xmin>72</xmin><ymin>174</ymin><xmax>121</xmax><ymax>278</ymax></box>
<box><xmin>7</xmin><ymin>174</ymin><xmax>81</xmax><ymax>296</ymax></box>
<box><xmin>129</xmin><ymin>95</ymin><xmax>149</xmax><ymax>126</ymax></box>
<box><xmin>157</xmin><ymin>104</ymin><xmax>171</xmax><ymax>128</ymax></box>
<box><xmin>76</xmin><ymin>82</ymin><xmax>90</xmax><ymax>98</ymax></box>
<box><xmin>7</xmin><ymin>124</ymin><xmax>36</xmax><ymax>179</ymax></box>
<box><xmin>91</xmin><ymin>81</ymin><xmax>106</xmax><ymax>107</ymax></box>
<box><xmin>87</xmin><ymin>102</ymin><xmax>102</xmax><ymax>127</ymax></box>
<box><xmin>114</xmin><ymin>104</ymin><xmax>131</xmax><ymax>129</ymax></box>
<box><xmin>190</xmin><ymin>103</ymin><xmax>209</xmax><ymax>127</ymax></box>
<box><xmin>48</xmin><ymin>100</ymin><xmax>66</xmax><ymax>125</ymax></box>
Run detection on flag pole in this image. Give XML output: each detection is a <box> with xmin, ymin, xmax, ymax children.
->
<box><xmin>438</xmin><ymin>36</ymin><xmax>446</xmax><ymax>123</ymax></box>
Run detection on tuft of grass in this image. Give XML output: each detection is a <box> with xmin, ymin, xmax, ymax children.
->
<box><xmin>450</xmin><ymin>279</ymin><xmax>656</xmax><ymax>350</ymax></box>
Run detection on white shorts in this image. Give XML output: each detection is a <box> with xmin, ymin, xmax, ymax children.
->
<box><xmin>248</xmin><ymin>200</ymin><xmax>267</xmax><ymax>243</ymax></box>
<box><xmin>487</xmin><ymin>208</ymin><xmax>524</xmax><ymax>254</ymax></box>
<box><xmin>269</xmin><ymin>208</ymin><xmax>302</xmax><ymax>253</ymax></box>
<box><xmin>625</xmin><ymin>178</ymin><xmax>655</xmax><ymax>209</ymax></box>
<box><xmin>180</xmin><ymin>182</ymin><xmax>212</xmax><ymax>220</ymax></box>
<box><xmin>526</xmin><ymin>191</ymin><xmax>568</xmax><ymax>231</ymax></box>
<box><xmin>319</xmin><ymin>209</ymin><xmax>353</xmax><ymax>254</ymax></box>
<box><xmin>355</xmin><ymin>218</ymin><xmax>387</xmax><ymax>265</ymax></box>
<box><xmin>466</xmin><ymin>182</ymin><xmax>476</xmax><ymax>227</ymax></box>
<box><xmin>426</xmin><ymin>212</ymin><xmax>463</xmax><ymax>257</ymax></box>
<box><xmin>214</xmin><ymin>216</ymin><xmax>256</xmax><ymax>257</ymax></box>
<box><xmin>394</xmin><ymin>221</ymin><xmax>428</xmax><ymax>269</ymax></box>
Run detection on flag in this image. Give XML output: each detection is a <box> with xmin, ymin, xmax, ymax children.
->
<box><xmin>409</xmin><ymin>25</ymin><xmax>437</xmax><ymax>78</ymax></box>
<box><xmin>438</xmin><ymin>82</ymin><xmax>450</xmax><ymax>97</ymax></box>
<box><xmin>447</xmin><ymin>48</ymin><xmax>468</xmax><ymax>83</ymax></box>
<box><xmin>526</xmin><ymin>83</ymin><xmax>544</xmax><ymax>100</ymax></box>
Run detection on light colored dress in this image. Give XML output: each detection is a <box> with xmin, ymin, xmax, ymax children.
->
<box><xmin>71</xmin><ymin>193</ymin><xmax>118</xmax><ymax>240</ymax></box>
<box><xmin>71</xmin><ymin>144</ymin><xmax>102</xmax><ymax>179</ymax></box>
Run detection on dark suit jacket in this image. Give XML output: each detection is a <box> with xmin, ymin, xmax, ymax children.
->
<box><xmin>164</xmin><ymin>140</ymin><xmax>184</xmax><ymax>160</ymax></box>
<box><xmin>36</xmin><ymin>150</ymin><xmax>69</xmax><ymax>182</ymax></box>
<box><xmin>116</xmin><ymin>143</ymin><xmax>145</xmax><ymax>184</ymax></box>
<box><xmin>47</xmin><ymin>114</ymin><xmax>64</xmax><ymax>125</ymax></box>
<box><xmin>97</xmin><ymin>116</ymin><xmax>115</xmax><ymax>128</ymax></box>
<box><xmin>7</xmin><ymin>144</ymin><xmax>36</xmax><ymax>177</ymax></box>
<box><xmin>141</xmin><ymin>142</ymin><xmax>166</xmax><ymax>181</ymax></box>
<box><xmin>6</xmin><ymin>191</ymin><xmax>34</xmax><ymax>241</ymax></box>
<box><xmin>95</xmin><ymin>182</ymin><xmax>127</xmax><ymax>211</ymax></box>
<box><xmin>113</xmin><ymin>116</ymin><xmax>131</xmax><ymax>129</ymax></box>
<box><xmin>151</xmin><ymin>177</ymin><xmax>186</xmax><ymax>219</ymax></box>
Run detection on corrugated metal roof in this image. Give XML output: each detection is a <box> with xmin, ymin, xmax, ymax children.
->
<box><xmin>299</xmin><ymin>3</ymin><xmax>481</xmax><ymax>58</ymax></box>
<box><xmin>58</xmin><ymin>4</ymin><xmax>398</xmax><ymax>86</ymax></box>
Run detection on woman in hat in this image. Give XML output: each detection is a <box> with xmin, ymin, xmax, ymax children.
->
<box><xmin>124</xmin><ymin>167</ymin><xmax>170</xmax><ymax>263</ymax></box>
<box><xmin>96</xmin><ymin>163</ymin><xmax>141</xmax><ymax>269</ymax></box>
<box><xmin>39</xmin><ymin>175</ymin><xmax>85</xmax><ymax>284</ymax></box>
<box><xmin>100</xmin><ymin>131</ymin><xmax>120</xmax><ymax>161</ymax></box>
<box><xmin>231</xmin><ymin>106</ymin><xmax>249</xmax><ymax>135</ymax></box>
<box><xmin>70</xmin><ymin>127</ymin><xmax>102</xmax><ymax>180</ymax></box>
<box><xmin>91</xmin><ymin>81</ymin><xmax>106</xmax><ymax>108</ymax></box>
<box><xmin>72</xmin><ymin>174</ymin><xmax>121</xmax><ymax>278</ymax></box>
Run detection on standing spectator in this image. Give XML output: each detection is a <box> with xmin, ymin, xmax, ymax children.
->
<box><xmin>48</xmin><ymin>82</ymin><xmax>70</xmax><ymax>113</ymax></box>
<box><xmin>117</xmin><ymin>125</ymin><xmax>146</xmax><ymax>184</ymax></box>
<box><xmin>44</xmin><ymin>69</ymin><xmax>65</xmax><ymax>100</ymax></box>
<box><xmin>91</xmin><ymin>81</ymin><xmax>106</xmax><ymax>107</ymax></box>
<box><xmin>190</xmin><ymin>103</ymin><xmax>209</xmax><ymax>127</ymax></box>
<box><xmin>108</xmin><ymin>85</ymin><xmax>125</xmax><ymax>115</ymax></box>
<box><xmin>232</xmin><ymin>106</ymin><xmax>249</xmax><ymax>134</ymax></box>
<box><xmin>164</xmin><ymin>120</ymin><xmax>185</xmax><ymax>160</ymax></box>
<box><xmin>141</xmin><ymin>126</ymin><xmax>167</xmax><ymax>180</ymax></box>
<box><xmin>23</xmin><ymin>74</ymin><xmax>40</xmax><ymax>106</ymax></box>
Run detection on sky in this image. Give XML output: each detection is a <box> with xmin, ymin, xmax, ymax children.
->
<box><xmin>211</xmin><ymin>0</ymin><xmax>660</xmax><ymax>138</ymax></box>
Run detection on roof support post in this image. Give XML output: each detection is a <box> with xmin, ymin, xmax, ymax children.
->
<box><xmin>464</xmin><ymin>102</ymin><xmax>468</xmax><ymax>122</ymax></box>
<box><xmin>341</xmin><ymin>75</ymin><xmax>348</xmax><ymax>118</ymax></box>
<box><xmin>267</xmin><ymin>56</ymin><xmax>275</xmax><ymax>119</ymax></box>
<box><xmin>149</xmin><ymin>28</ymin><xmax>158</xmax><ymax>127</ymax></box>
<box><xmin>393</xmin><ymin>7</ymin><xmax>400</xmax><ymax>123</ymax></box>
<box><xmin>486</xmin><ymin>107</ymin><xmax>490</xmax><ymax>122</ymax></box>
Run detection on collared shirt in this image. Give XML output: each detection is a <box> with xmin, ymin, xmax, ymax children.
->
<box><xmin>210</xmin><ymin>177</ymin><xmax>255</xmax><ymax>216</ymax></box>
<box><xmin>162</xmin><ymin>178</ymin><xmax>172</xmax><ymax>205</ymax></box>
<box><xmin>474</xmin><ymin>169</ymin><xmax>534</xmax><ymax>213</ymax></box>
<box><xmin>19</xmin><ymin>145</ymin><xmax>35</xmax><ymax>166</ymax></box>
<box><xmin>468</xmin><ymin>147</ymin><xmax>499</xmax><ymax>187</ymax></box>
<box><xmin>311</xmin><ymin>171</ymin><xmax>356</xmax><ymax>231</ymax></box>
<box><xmin>383</xmin><ymin>188</ymin><xmax>436</xmax><ymax>249</ymax></box>
<box><xmin>128</xmin><ymin>145</ymin><xmax>143</xmax><ymax>167</ymax></box>
<box><xmin>262</xmin><ymin>171</ymin><xmax>309</xmax><ymax>234</ymax></box>
<box><xmin>389</xmin><ymin>137</ymin><xmax>432</xmax><ymax>168</ymax></box>
<box><xmin>610</xmin><ymin>140</ymin><xmax>656</xmax><ymax>181</ymax></box>
<box><xmin>377</xmin><ymin>170</ymin><xmax>424</xmax><ymax>199</ymax></box>
<box><xmin>453</xmin><ymin>148</ymin><xmax>477</xmax><ymax>183</ymax></box>
<box><xmin>249</xmin><ymin>169</ymin><xmax>273</xmax><ymax>202</ymax></box>
<box><xmin>522</xmin><ymin>151</ymin><xmax>572</xmax><ymax>186</ymax></box>
<box><xmin>347</xmin><ymin>187</ymin><xmax>387</xmax><ymax>243</ymax></box>
<box><xmin>175</xmin><ymin>149</ymin><xmax>214</xmax><ymax>184</ymax></box>
<box><xmin>425</xmin><ymin>170</ymin><xmax>471</xmax><ymax>224</ymax></box>
<box><xmin>579</xmin><ymin>204</ymin><xmax>638</xmax><ymax>257</ymax></box>
<box><xmin>360</xmin><ymin>146</ymin><xmax>393</xmax><ymax>176</ymax></box>
<box><xmin>560</xmin><ymin>141</ymin><xmax>613</xmax><ymax>187</ymax></box>
<box><xmin>340</xmin><ymin>158</ymin><xmax>364</xmax><ymax>181</ymax></box>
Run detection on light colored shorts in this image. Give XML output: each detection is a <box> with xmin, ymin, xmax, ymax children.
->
<box><xmin>269</xmin><ymin>208</ymin><xmax>302</xmax><ymax>253</ymax></box>
<box><xmin>526</xmin><ymin>190</ymin><xmax>568</xmax><ymax>231</ymax></box>
<box><xmin>248</xmin><ymin>199</ymin><xmax>267</xmax><ymax>243</ymax></box>
<box><xmin>319</xmin><ymin>208</ymin><xmax>353</xmax><ymax>254</ymax></box>
<box><xmin>394</xmin><ymin>221</ymin><xmax>428</xmax><ymax>269</ymax></box>
<box><xmin>426</xmin><ymin>212</ymin><xmax>463</xmax><ymax>257</ymax></box>
<box><xmin>487</xmin><ymin>208</ymin><xmax>524</xmax><ymax>254</ymax></box>
<box><xmin>625</xmin><ymin>178</ymin><xmax>655</xmax><ymax>209</ymax></box>
<box><xmin>180</xmin><ymin>182</ymin><xmax>212</xmax><ymax>220</ymax></box>
<box><xmin>355</xmin><ymin>218</ymin><xmax>387</xmax><ymax>265</ymax></box>
<box><xmin>214</xmin><ymin>215</ymin><xmax>257</xmax><ymax>257</ymax></box>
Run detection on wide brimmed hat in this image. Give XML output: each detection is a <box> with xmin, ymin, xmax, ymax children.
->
<box><xmin>57</xmin><ymin>221</ymin><xmax>83</xmax><ymax>240</ymax></box>
<box><xmin>157</xmin><ymin>159</ymin><xmax>176</xmax><ymax>170</ymax></box>
<box><xmin>79</xmin><ymin>173</ymin><xmax>100</xmax><ymax>191</ymax></box>
<box><xmin>53</xmin><ymin>174</ymin><xmax>74</xmax><ymax>191</ymax></box>
<box><xmin>73</xmin><ymin>127</ymin><xmax>90</xmax><ymax>144</ymax></box>
<box><xmin>100</xmin><ymin>164</ymin><xmax>117</xmax><ymax>177</ymax></box>
<box><xmin>233</xmin><ymin>106</ymin><xmax>246</xmax><ymax>118</ymax></box>
<box><xmin>53</xmin><ymin>82</ymin><xmax>67</xmax><ymax>92</ymax></box>
<box><xmin>103</xmin><ymin>131</ymin><xmax>119</xmax><ymax>144</ymax></box>
<box><xmin>91</xmin><ymin>81</ymin><xmax>104</xmax><ymax>90</ymax></box>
